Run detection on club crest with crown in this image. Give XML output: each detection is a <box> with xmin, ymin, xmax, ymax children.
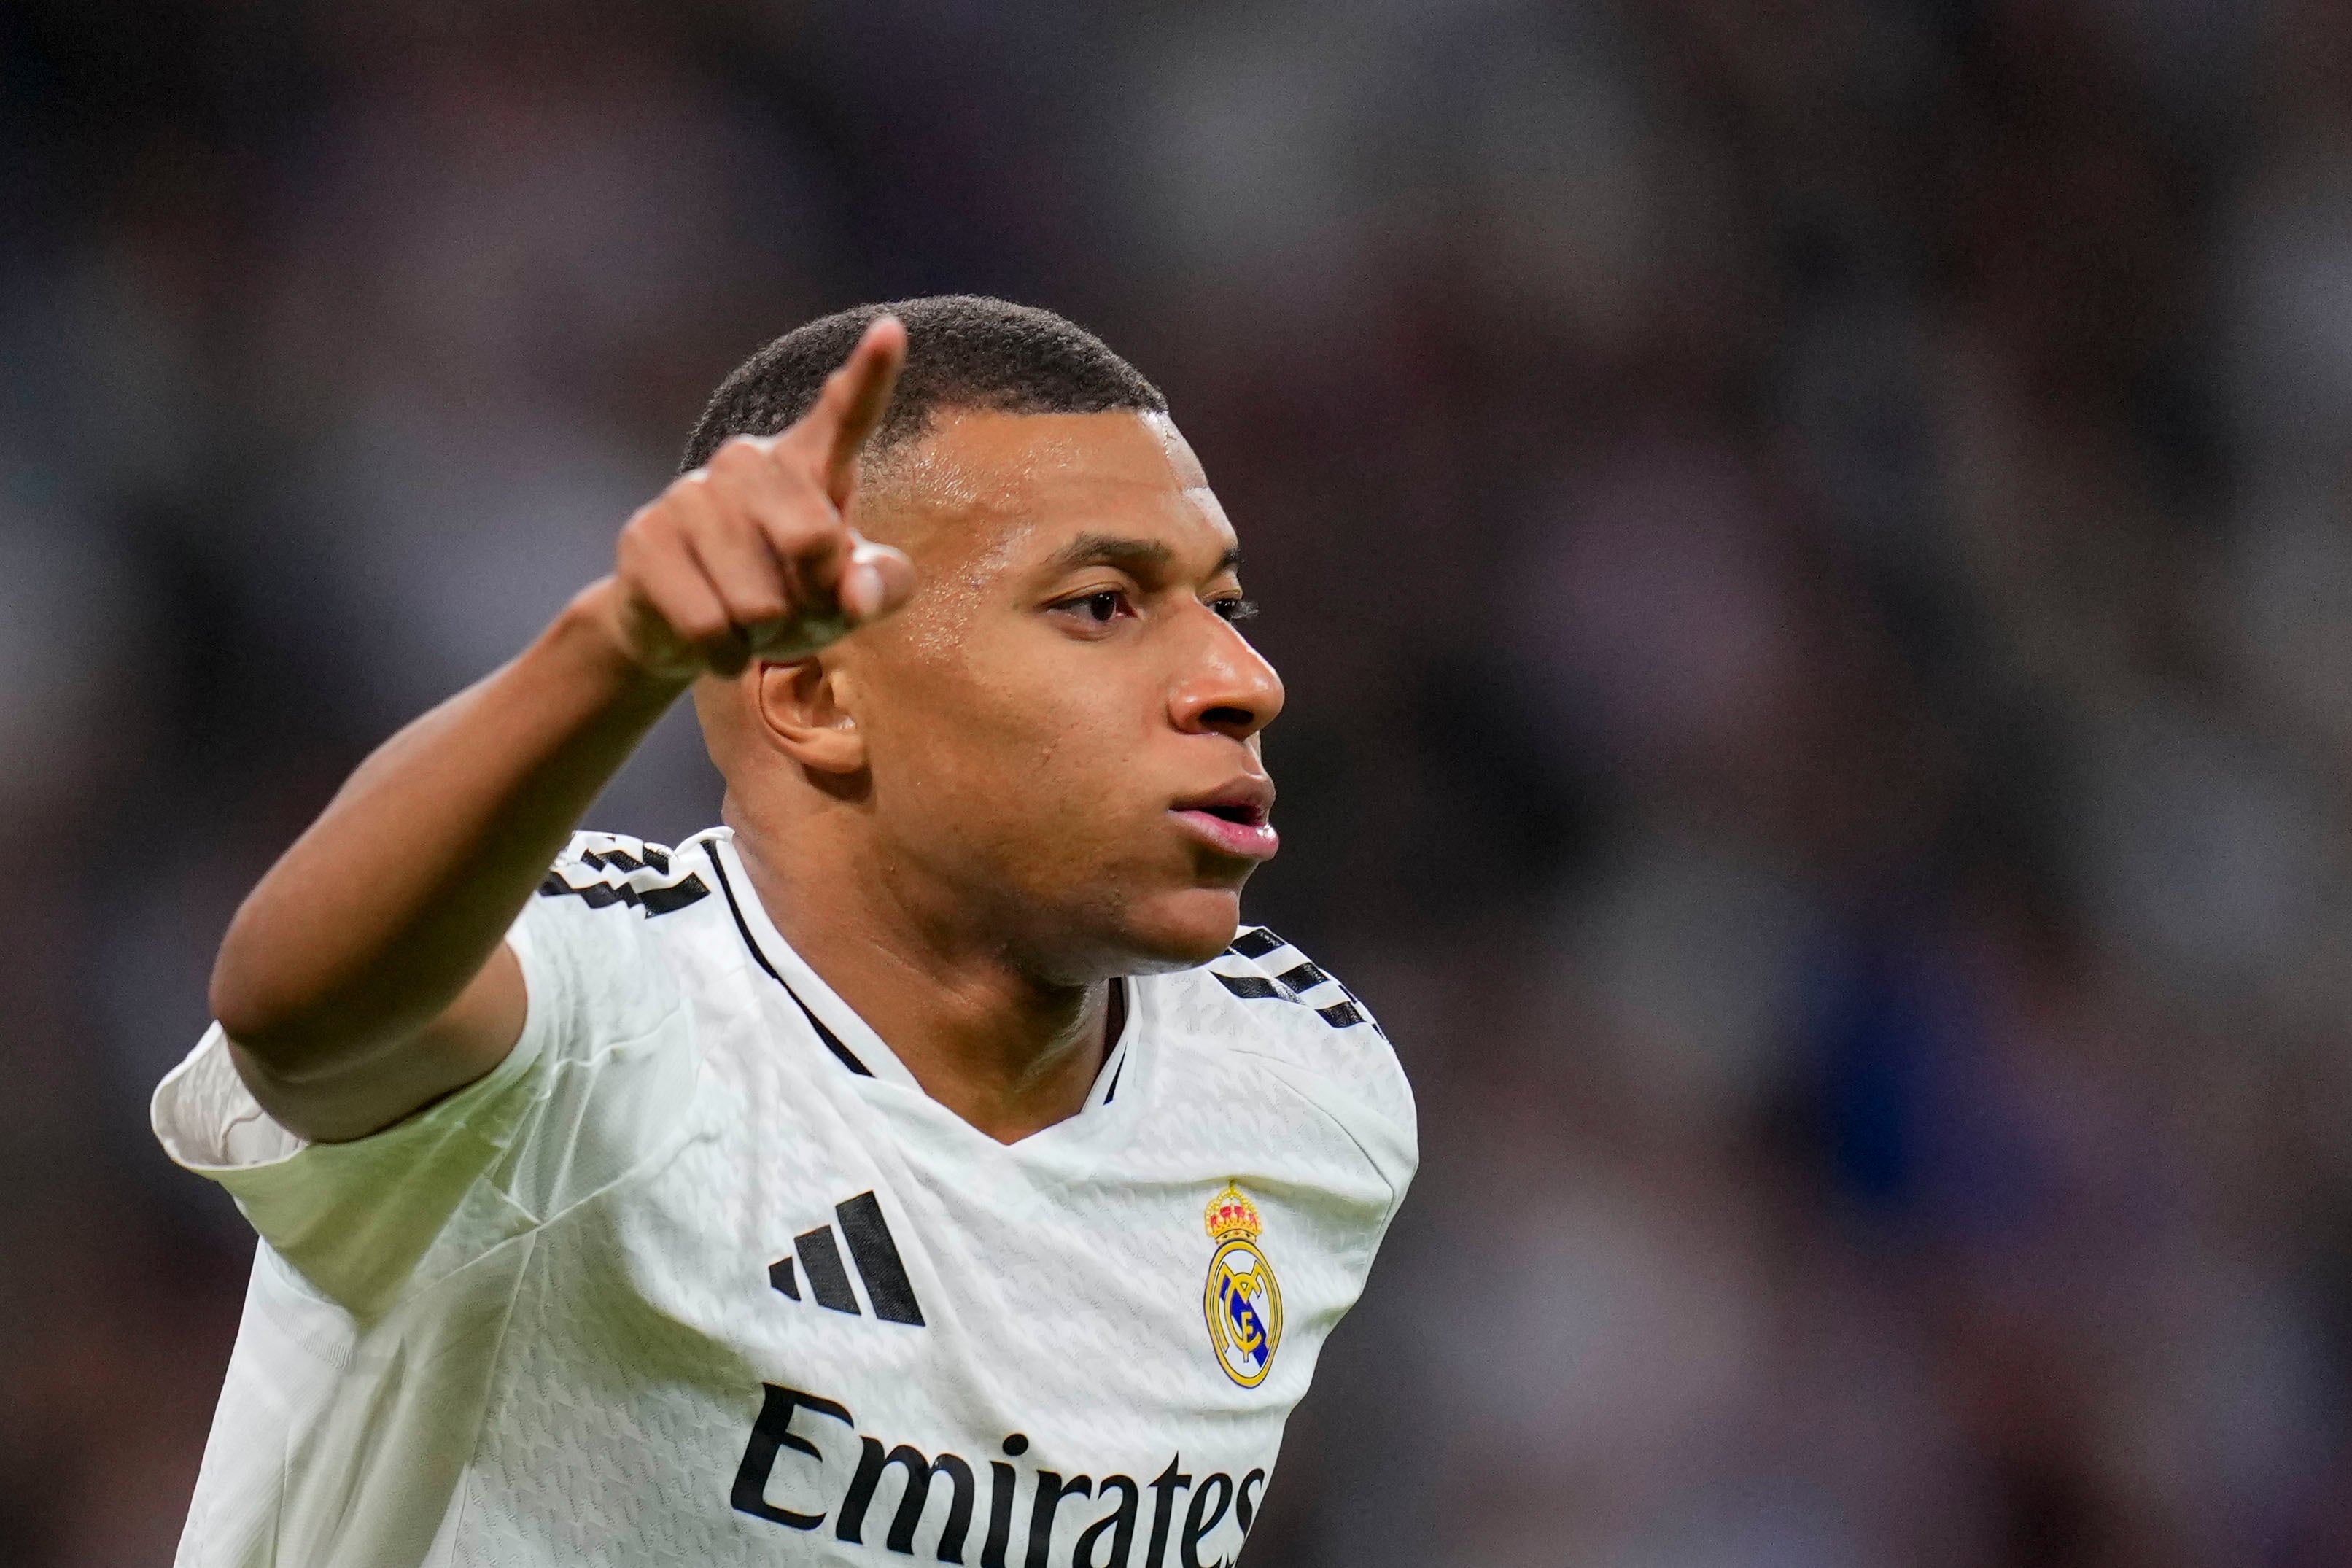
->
<box><xmin>1202</xmin><ymin>1182</ymin><xmax>1284</xmax><ymax>1388</ymax></box>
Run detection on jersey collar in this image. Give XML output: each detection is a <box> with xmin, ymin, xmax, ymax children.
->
<box><xmin>698</xmin><ymin>829</ymin><xmax>1143</xmax><ymax>1141</ymax></box>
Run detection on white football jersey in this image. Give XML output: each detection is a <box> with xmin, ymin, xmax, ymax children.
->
<box><xmin>152</xmin><ymin>827</ymin><xmax>1416</xmax><ymax>1568</ymax></box>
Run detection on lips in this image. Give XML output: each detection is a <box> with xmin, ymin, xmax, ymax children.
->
<box><xmin>1171</xmin><ymin>779</ymin><xmax>1279</xmax><ymax>861</ymax></box>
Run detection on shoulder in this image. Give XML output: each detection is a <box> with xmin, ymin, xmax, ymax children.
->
<box><xmin>510</xmin><ymin>830</ymin><xmax>731</xmax><ymax>1057</ymax></box>
<box><xmin>535</xmin><ymin>831</ymin><xmax>718</xmax><ymax>920</ymax></box>
<box><xmin>1163</xmin><ymin>924</ymin><xmax>1418</xmax><ymax>1182</ymax></box>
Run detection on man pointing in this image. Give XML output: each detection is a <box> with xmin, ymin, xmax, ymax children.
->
<box><xmin>156</xmin><ymin>295</ymin><xmax>1416</xmax><ymax>1567</ymax></box>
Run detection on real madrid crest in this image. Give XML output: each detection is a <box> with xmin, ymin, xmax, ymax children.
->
<box><xmin>1203</xmin><ymin>1182</ymin><xmax>1283</xmax><ymax>1387</ymax></box>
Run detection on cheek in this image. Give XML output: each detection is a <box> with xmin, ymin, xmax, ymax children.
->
<box><xmin>877</xmin><ymin>662</ymin><xmax>1156</xmax><ymax>848</ymax></box>
<box><xmin>977</xmin><ymin>691</ymin><xmax>1138</xmax><ymax>820</ymax></box>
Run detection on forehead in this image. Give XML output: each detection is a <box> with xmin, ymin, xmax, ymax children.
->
<box><xmin>863</xmin><ymin>408</ymin><xmax>1234</xmax><ymax>572</ymax></box>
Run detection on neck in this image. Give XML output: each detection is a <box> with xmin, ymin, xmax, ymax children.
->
<box><xmin>727</xmin><ymin>816</ymin><xmax>1115</xmax><ymax>1144</ymax></box>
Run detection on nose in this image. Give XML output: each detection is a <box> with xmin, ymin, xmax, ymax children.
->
<box><xmin>1169</xmin><ymin>609</ymin><xmax>1285</xmax><ymax>742</ymax></box>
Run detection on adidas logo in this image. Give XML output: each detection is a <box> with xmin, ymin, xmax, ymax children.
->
<box><xmin>769</xmin><ymin>1192</ymin><xmax>925</xmax><ymax>1327</ymax></box>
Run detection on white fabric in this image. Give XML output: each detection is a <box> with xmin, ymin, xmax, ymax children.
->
<box><xmin>154</xmin><ymin>827</ymin><xmax>1416</xmax><ymax>1567</ymax></box>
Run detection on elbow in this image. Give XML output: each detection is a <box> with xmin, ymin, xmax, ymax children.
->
<box><xmin>209</xmin><ymin>935</ymin><xmax>418</xmax><ymax>1079</ymax></box>
<box><xmin>207</xmin><ymin>930</ymin><xmax>326</xmax><ymax>1068</ymax></box>
<box><xmin>209</xmin><ymin>950</ymin><xmax>284</xmax><ymax>1057</ymax></box>
<box><xmin>208</xmin><ymin>904</ymin><xmax>272</xmax><ymax>1032</ymax></box>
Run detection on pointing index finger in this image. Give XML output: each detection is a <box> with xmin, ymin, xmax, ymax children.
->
<box><xmin>794</xmin><ymin>315</ymin><xmax>907</xmax><ymax>507</ymax></box>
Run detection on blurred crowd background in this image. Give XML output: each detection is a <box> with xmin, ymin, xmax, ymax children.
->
<box><xmin>9</xmin><ymin>0</ymin><xmax>2352</xmax><ymax>1562</ymax></box>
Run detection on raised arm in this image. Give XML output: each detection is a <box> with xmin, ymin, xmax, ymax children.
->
<box><xmin>210</xmin><ymin>318</ymin><xmax>914</xmax><ymax>1142</ymax></box>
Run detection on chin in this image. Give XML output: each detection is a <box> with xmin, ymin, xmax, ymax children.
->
<box><xmin>1110</xmin><ymin>885</ymin><xmax>1246</xmax><ymax>972</ymax></box>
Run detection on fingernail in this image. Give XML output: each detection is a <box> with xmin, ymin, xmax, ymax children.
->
<box><xmin>844</xmin><ymin>562</ymin><xmax>883</xmax><ymax>620</ymax></box>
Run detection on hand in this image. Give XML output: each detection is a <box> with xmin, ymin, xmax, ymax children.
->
<box><xmin>599</xmin><ymin>317</ymin><xmax>919</xmax><ymax>679</ymax></box>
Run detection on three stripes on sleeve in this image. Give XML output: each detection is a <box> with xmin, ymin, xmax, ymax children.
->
<box><xmin>537</xmin><ymin>839</ymin><xmax>713</xmax><ymax>917</ymax></box>
<box><xmin>1211</xmin><ymin>927</ymin><xmax>1375</xmax><ymax>1031</ymax></box>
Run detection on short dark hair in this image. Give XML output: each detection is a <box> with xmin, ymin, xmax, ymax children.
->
<box><xmin>680</xmin><ymin>295</ymin><xmax>1168</xmax><ymax>474</ymax></box>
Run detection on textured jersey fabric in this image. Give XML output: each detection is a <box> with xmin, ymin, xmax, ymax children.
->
<box><xmin>153</xmin><ymin>827</ymin><xmax>1416</xmax><ymax>1568</ymax></box>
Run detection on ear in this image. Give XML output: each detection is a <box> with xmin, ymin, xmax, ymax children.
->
<box><xmin>753</xmin><ymin>658</ymin><xmax>867</xmax><ymax>774</ymax></box>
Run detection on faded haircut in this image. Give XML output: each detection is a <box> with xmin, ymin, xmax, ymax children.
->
<box><xmin>680</xmin><ymin>295</ymin><xmax>1168</xmax><ymax>475</ymax></box>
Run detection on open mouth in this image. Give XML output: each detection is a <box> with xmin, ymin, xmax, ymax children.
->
<box><xmin>1171</xmin><ymin>781</ymin><xmax>1279</xmax><ymax>861</ymax></box>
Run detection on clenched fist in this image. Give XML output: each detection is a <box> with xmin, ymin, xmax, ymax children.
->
<box><xmin>595</xmin><ymin>317</ymin><xmax>918</xmax><ymax>680</ymax></box>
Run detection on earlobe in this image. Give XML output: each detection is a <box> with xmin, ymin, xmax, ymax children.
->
<box><xmin>753</xmin><ymin>659</ymin><xmax>867</xmax><ymax>774</ymax></box>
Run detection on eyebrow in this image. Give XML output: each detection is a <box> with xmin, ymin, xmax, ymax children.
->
<box><xmin>1043</xmin><ymin>532</ymin><xmax>1242</xmax><ymax>580</ymax></box>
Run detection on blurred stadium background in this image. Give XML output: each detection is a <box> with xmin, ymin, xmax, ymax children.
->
<box><xmin>9</xmin><ymin>0</ymin><xmax>2352</xmax><ymax>1562</ymax></box>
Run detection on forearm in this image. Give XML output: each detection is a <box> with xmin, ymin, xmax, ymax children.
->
<box><xmin>207</xmin><ymin>318</ymin><xmax>911</xmax><ymax>1133</ymax></box>
<box><xmin>210</xmin><ymin>581</ymin><xmax>686</xmax><ymax>1077</ymax></box>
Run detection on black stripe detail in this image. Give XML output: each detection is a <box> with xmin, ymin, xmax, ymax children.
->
<box><xmin>1278</xmin><ymin>960</ymin><xmax>1330</xmax><ymax>991</ymax></box>
<box><xmin>767</xmin><ymin>1257</ymin><xmax>799</xmax><ymax>1300</ymax></box>
<box><xmin>640</xmin><ymin>875</ymin><xmax>708</xmax><ymax>915</ymax></box>
<box><xmin>835</xmin><ymin>1192</ymin><xmax>925</xmax><ymax>1326</ymax></box>
<box><xmin>703</xmin><ymin>841</ymin><xmax>873</xmax><ymax>1076</ymax></box>
<box><xmin>1098</xmin><ymin>977</ymin><xmax>1129</xmax><ymax>1103</ymax></box>
<box><xmin>578</xmin><ymin>845</ymin><xmax>668</xmax><ymax>872</ymax></box>
<box><xmin>1217</xmin><ymin>952</ymin><xmax>1377</xmax><ymax>1030</ymax></box>
<box><xmin>1229</xmin><ymin>928</ymin><xmax>1284</xmax><ymax>959</ymax></box>
<box><xmin>780</xmin><ymin>983</ymin><xmax>872</xmax><ymax>1076</ymax></box>
<box><xmin>794</xmin><ymin>1227</ymin><xmax>861</xmax><ymax>1314</ymax></box>
<box><xmin>703</xmin><ymin>841</ymin><xmax>783</xmax><ymax>980</ymax></box>
<box><xmin>537</xmin><ymin>869</ymin><xmax>710</xmax><ymax>917</ymax></box>
<box><xmin>1214</xmin><ymin>971</ymin><xmax>1284</xmax><ymax>1001</ymax></box>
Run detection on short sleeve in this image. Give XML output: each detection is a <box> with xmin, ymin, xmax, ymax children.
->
<box><xmin>1206</xmin><ymin>927</ymin><xmax>1419</xmax><ymax>1218</ymax></box>
<box><xmin>150</xmin><ymin>831</ymin><xmax>706</xmax><ymax>1316</ymax></box>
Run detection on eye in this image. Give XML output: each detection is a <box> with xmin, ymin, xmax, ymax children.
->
<box><xmin>1212</xmin><ymin>597</ymin><xmax>1258</xmax><ymax>624</ymax></box>
<box><xmin>1051</xmin><ymin>588</ymin><xmax>1134</xmax><ymax>628</ymax></box>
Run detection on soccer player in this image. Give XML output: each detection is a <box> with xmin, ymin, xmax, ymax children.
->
<box><xmin>152</xmin><ymin>296</ymin><xmax>1416</xmax><ymax>1567</ymax></box>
